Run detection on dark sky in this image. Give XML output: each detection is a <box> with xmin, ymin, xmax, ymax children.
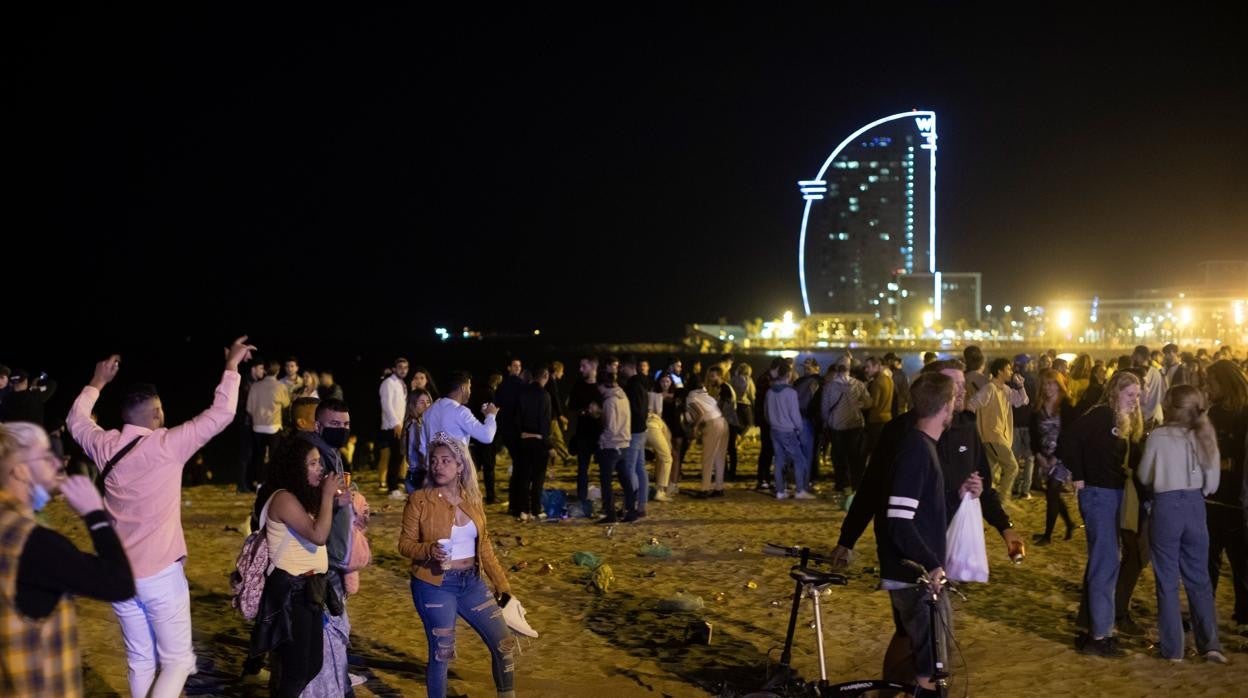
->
<box><xmin>8</xmin><ymin>5</ymin><xmax>1248</xmax><ymax>351</ymax></box>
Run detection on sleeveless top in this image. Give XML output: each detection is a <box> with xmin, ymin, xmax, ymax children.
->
<box><xmin>263</xmin><ymin>490</ymin><xmax>328</xmax><ymax>576</ymax></box>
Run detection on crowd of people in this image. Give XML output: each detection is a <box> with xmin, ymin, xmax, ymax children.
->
<box><xmin>1</xmin><ymin>339</ymin><xmax>1246</xmax><ymax>696</ymax></box>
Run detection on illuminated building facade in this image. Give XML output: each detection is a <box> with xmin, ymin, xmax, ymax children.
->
<box><xmin>798</xmin><ymin>111</ymin><xmax>937</xmax><ymax>318</ymax></box>
<box><xmin>897</xmin><ymin>272</ymin><xmax>982</xmax><ymax>329</ymax></box>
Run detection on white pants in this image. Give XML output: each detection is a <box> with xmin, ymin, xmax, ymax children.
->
<box><xmin>700</xmin><ymin>417</ymin><xmax>728</xmax><ymax>491</ymax></box>
<box><xmin>112</xmin><ymin>560</ymin><xmax>196</xmax><ymax>698</ymax></box>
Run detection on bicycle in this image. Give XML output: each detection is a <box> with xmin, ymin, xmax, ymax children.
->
<box><xmin>726</xmin><ymin>543</ymin><xmax>955</xmax><ymax>697</ymax></box>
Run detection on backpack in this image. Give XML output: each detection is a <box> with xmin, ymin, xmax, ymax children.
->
<box><xmin>230</xmin><ymin>490</ymin><xmax>280</xmax><ymax>620</ymax></box>
<box><xmin>343</xmin><ymin>490</ymin><xmax>373</xmax><ymax>596</ymax></box>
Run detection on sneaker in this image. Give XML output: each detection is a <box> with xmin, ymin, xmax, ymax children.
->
<box><xmin>711</xmin><ymin>489</ymin><xmax>725</xmax><ymax>498</ymax></box>
<box><xmin>1079</xmin><ymin>636</ymin><xmax>1126</xmax><ymax>658</ymax></box>
<box><xmin>654</xmin><ymin>491</ymin><xmax>671</xmax><ymax>502</ymax></box>
<box><xmin>1204</xmin><ymin>650</ymin><xmax>1230</xmax><ymax>665</ymax></box>
<box><xmin>754</xmin><ymin>481</ymin><xmax>773</xmax><ymax>492</ymax></box>
<box><xmin>500</xmin><ymin>596</ymin><xmax>539</xmax><ymax>638</ymax></box>
<box><xmin>793</xmin><ymin>490</ymin><xmax>816</xmax><ymax>500</ymax></box>
<box><xmin>536</xmin><ymin>512</ymin><xmax>548</xmax><ymax>521</ymax></box>
<box><xmin>776</xmin><ymin>492</ymin><xmax>789</xmax><ymax>500</ymax></box>
<box><xmin>517</xmin><ymin>512</ymin><xmax>531</xmax><ymax>522</ymax></box>
<box><xmin>1116</xmin><ymin>615</ymin><xmax>1145</xmax><ymax>637</ymax></box>
<box><xmin>348</xmin><ymin>672</ymin><xmax>368</xmax><ymax>687</ymax></box>
<box><xmin>596</xmin><ymin>516</ymin><xmax>618</xmax><ymax>525</ymax></box>
<box><xmin>388</xmin><ymin>489</ymin><xmax>406</xmax><ymax>500</ymax></box>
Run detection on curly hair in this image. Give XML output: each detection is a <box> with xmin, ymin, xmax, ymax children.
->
<box><xmin>265</xmin><ymin>438</ymin><xmax>321</xmax><ymax>514</ymax></box>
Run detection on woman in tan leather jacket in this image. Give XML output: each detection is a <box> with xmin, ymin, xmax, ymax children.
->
<box><xmin>399</xmin><ymin>432</ymin><xmax>515</xmax><ymax>698</ymax></box>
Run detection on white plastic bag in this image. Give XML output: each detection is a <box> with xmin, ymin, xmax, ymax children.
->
<box><xmin>945</xmin><ymin>492</ymin><xmax>989</xmax><ymax>583</ymax></box>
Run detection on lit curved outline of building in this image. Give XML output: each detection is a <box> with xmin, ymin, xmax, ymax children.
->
<box><xmin>797</xmin><ymin>110</ymin><xmax>940</xmax><ymax>319</ymax></box>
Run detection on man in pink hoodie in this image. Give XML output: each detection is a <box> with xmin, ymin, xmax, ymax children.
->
<box><xmin>67</xmin><ymin>336</ymin><xmax>255</xmax><ymax>698</ymax></box>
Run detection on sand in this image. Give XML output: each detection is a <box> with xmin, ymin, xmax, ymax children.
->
<box><xmin>48</xmin><ymin>438</ymin><xmax>1247</xmax><ymax>697</ymax></box>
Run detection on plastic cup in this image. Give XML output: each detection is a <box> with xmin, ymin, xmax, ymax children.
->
<box><xmin>437</xmin><ymin>538</ymin><xmax>452</xmax><ymax>558</ymax></box>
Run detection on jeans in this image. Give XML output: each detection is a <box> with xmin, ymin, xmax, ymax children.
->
<box><xmin>597</xmin><ymin>447</ymin><xmax>635</xmax><ymax>518</ymax></box>
<box><xmin>772</xmin><ymin>429</ymin><xmax>809</xmax><ymax>494</ymax></box>
<box><xmin>1078</xmin><ymin>486</ymin><xmax>1124</xmax><ymax>638</ymax></box>
<box><xmin>625</xmin><ymin>432</ymin><xmax>650</xmax><ymax>513</ymax></box>
<box><xmin>112</xmin><ymin>560</ymin><xmax>196</xmax><ymax>698</ymax></box>
<box><xmin>800</xmin><ymin>421</ymin><xmax>816</xmax><ymax>482</ymax></box>
<box><xmin>1150</xmin><ymin>489</ymin><xmax>1221</xmax><ymax>658</ymax></box>
<box><xmin>575</xmin><ymin>441</ymin><xmax>596</xmax><ymax>514</ymax></box>
<box><xmin>411</xmin><ymin>570</ymin><xmax>516</xmax><ymax>698</ymax></box>
<box><xmin>1011</xmin><ymin>427</ymin><xmax>1034</xmax><ymax>496</ymax></box>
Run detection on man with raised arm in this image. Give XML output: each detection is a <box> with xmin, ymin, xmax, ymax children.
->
<box><xmin>67</xmin><ymin>336</ymin><xmax>255</xmax><ymax>698</ymax></box>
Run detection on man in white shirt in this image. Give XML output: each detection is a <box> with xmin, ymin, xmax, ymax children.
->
<box><xmin>420</xmin><ymin>371</ymin><xmax>499</xmax><ymax>468</ymax></box>
<box><xmin>378</xmin><ymin>357</ymin><xmax>409</xmax><ymax>497</ymax></box>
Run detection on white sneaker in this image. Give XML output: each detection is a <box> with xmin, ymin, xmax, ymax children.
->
<box><xmin>654</xmin><ymin>491</ymin><xmax>671</xmax><ymax>502</ymax></box>
<box><xmin>1205</xmin><ymin>650</ymin><xmax>1230</xmax><ymax>665</ymax></box>
<box><xmin>794</xmin><ymin>490</ymin><xmax>816</xmax><ymax>500</ymax></box>
<box><xmin>388</xmin><ymin>489</ymin><xmax>406</xmax><ymax>500</ymax></box>
<box><xmin>776</xmin><ymin>492</ymin><xmax>789</xmax><ymax>500</ymax></box>
<box><xmin>349</xmin><ymin>672</ymin><xmax>368</xmax><ymax>687</ymax></box>
<box><xmin>518</xmin><ymin>512</ymin><xmax>531</xmax><ymax>522</ymax></box>
<box><xmin>536</xmin><ymin>512</ymin><xmax>548</xmax><ymax>521</ymax></box>
<box><xmin>501</xmin><ymin>596</ymin><xmax>538</xmax><ymax>638</ymax></box>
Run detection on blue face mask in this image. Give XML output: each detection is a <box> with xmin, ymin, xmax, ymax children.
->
<box><xmin>30</xmin><ymin>483</ymin><xmax>52</xmax><ymax>512</ymax></box>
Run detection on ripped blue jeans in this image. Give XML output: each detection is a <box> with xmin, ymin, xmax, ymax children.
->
<box><xmin>411</xmin><ymin>569</ymin><xmax>515</xmax><ymax>697</ymax></box>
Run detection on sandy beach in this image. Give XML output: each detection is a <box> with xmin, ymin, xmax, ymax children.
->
<box><xmin>51</xmin><ymin>438</ymin><xmax>1247</xmax><ymax>697</ymax></box>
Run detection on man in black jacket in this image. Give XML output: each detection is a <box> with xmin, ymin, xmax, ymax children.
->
<box><xmin>830</xmin><ymin>360</ymin><xmax>1024</xmax><ymax>685</ymax></box>
<box><xmin>876</xmin><ymin>372</ymin><xmax>956</xmax><ymax>697</ymax></box>
<box><xmin>512</xmin><ymin>368</ymin><xmax>552</xmax><ymax>520</ymax></box>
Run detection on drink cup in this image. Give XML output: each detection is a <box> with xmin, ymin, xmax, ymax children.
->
<box><xmin>437</xmin><ymin>538</ymin><xmax>453</xmax><ymax>558</ymax></box>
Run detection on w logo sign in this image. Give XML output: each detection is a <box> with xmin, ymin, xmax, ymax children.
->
<box><xmin>915</xmin><ymin>117</ymin><xmax>934</xmax><ymax>133</ymax></box>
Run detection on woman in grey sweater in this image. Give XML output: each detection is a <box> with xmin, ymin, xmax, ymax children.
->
<box><xmin>1137</xmin><ymin>384</ymin><xmax>1227</xmax><ymax>664</ymax></box>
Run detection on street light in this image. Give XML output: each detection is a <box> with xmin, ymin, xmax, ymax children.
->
<box><xmin>1057</xmin><ymin>309</ymin><xmax>1073</xmax><ymax>331</ymax></box>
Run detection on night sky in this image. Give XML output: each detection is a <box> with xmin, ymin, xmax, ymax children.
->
<box><xmin>8</xmin><ymin>5</ymin><xmax>1248</xmax><ymax>353</ymax></box>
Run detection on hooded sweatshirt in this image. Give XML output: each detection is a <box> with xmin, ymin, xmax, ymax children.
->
<box><xmin>764</xmin><ymin>383</ymin><xmax>803</xmax><ymax>433</ymax></box>
<box><xmin>598</xmin><ymin>386</ymin><xmax>631</xmax><ymax>450</ymax></box>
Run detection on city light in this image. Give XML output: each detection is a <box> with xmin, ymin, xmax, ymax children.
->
<box><xmin>1178</xmin><ymin>306</ymin><xmax>1193</xmax><ymax>327</ymax></box>
<box><xmin>922</xmin><ymin>309</ymin><xmax>934</xmax><ymax>328</ymax></box>
<box><xmin>985</xmin><ymin>304</ymin><xmax>992</xmax><ymax>313</ymax></box>
<box><xmin>1234</xmin><ymin>300</ymin><xmax>1246</xmax><ymax>326</ymax></box>
<box><xmin>1057</xmin><ymin>309</ymin><xmax>1073</xmax><ymax>330</ymax></box>
<box><xmin>434</xmin><ymin>327</ymin><xmax>450</xmax><ymax>341</ymax></box>
<box><xmin>1003</xmin><ymin>305</ymin><xmax>1011</xmax><ymax>313</ymax></box>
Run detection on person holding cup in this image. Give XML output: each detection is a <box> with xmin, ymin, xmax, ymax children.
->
<box><xmin>399</xmin><ymin>432</ymin><xmax>515</xmax><ymax>698</ymax></box>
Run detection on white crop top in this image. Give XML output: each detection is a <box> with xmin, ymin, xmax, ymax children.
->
<box><xmin>448</xmin><ymin>518</ymin><xmax>478</xmax><ymax>561</ymax></box>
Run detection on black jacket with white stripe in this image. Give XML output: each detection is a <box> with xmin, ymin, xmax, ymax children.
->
<box><xmin>876</xmin><ymin>428</ymin><xmax>947</xmax><ymax>584</ymax></box>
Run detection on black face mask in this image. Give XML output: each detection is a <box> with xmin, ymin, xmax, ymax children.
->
<box><xmin>321</xmin><ymin>426</ymin><xmax>350</xmax><ymax>449</ymax></box>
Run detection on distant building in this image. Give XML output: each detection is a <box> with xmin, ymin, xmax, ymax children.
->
<box><xmin>797</xmin><ymin>111</ymin><xmax>938</xmax><ymax>318</ymax></box>
<box><xmin>897</xmin><ymin>272</ymin><xmax>982</xmax><ymax>328</ymax></box>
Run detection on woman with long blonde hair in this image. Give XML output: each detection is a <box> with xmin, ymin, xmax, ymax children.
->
<box><xmin>398</xmin><ymin>433</ymin><xmax>516</xmax><ymax>697</ymax></box>
<box><xmin>1061</xmin><ymin>370</ymin><xmax>1143</xmax><ymax>657</ymax></box>
<box><xmin>1137</xmin><ymin>385</ymin><xmax>1226</xmax><ymax>663</ymax></box>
